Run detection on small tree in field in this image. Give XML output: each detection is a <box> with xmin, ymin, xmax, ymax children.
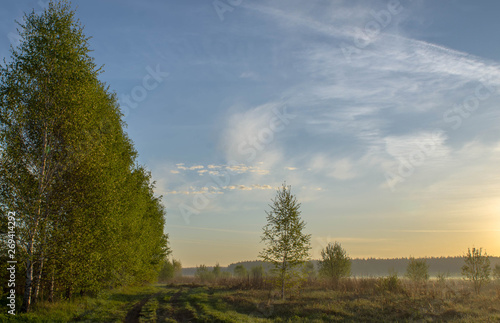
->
<box><xmin>213</xmin><ymin>263</ymin><xmax>221</xmax><ymax>280</ymax></box>
<box><xmin>462</xmin><ymin>247</ymin><xmax>491</xmax><ymax>294</ymax></box>
<box><xmin>318</xmin><ymin>242</ymin><xmax>351</xmax><ymax>283</ymax></box>
<box><xmin>259</xmin><ymin>183</ymin><xmax>311</xmax><ymax>300</ymax></box>
<box><xmin>405</xmin><ymin>257</ymin><xmax>429</xmax><ymax>283</ymax></box>
<box><xmin>303</xmin><ymin>261</ymin><xmax>316</xmax><ymax>279</ymax></box>
<box><xmin>195</xmin><ymin>264</ymin><xmax>214</xmax><ymax>283</ymax></box>
<box><xmin>251</xmin><ymin>265</ymin><xmax>265</xmax><ymax>286</ymax></box>
<box><xmin>234</xmin><ymin>264</ymin><xmax>247</xmax><ymax>278</ymax></box>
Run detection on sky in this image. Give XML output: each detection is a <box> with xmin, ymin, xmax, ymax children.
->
<box><xmin>1</xmin><ymin>0</ymin><xmax>500</xmax><ymax>267</ymax></box>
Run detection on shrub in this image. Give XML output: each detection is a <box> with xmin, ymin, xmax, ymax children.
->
<box><xmin>195</xmin><ymin>265</ymin><xmax>215</xmax><ymax>283</ymax></box>
<box><xmin>318</xmin><ymin>242</ymin><xmax>351</xmax><ymax>282</ymax></box>
<box><xmin>405</xmin><ymin>257</ymin><xmax>429</xmax><ymax>283</ymax></box>
<box><xmin>377</xmin><ymin>271</ymin><xmax>402</xmax><ymax>293</ymax></box>
<box><xmin>158</xmin><ymin>259</ymin><xmax>182</xmax><ymax>282</ymax></box>
<box><xmin>234</xmin><ymin>265</ymin><xmax>248</xmax><ymax>278</ymax></box>
<box><xmin>251</xmin><ymin>265</ymin><xmax>264</xmax><ymax>286</ymax></box>
<box><xmin>461</xmin><ymin>247</ymin><xmax>491</xmax><ymax>294</ymax></box>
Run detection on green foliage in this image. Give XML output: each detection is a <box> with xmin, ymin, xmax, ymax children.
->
<box><xmin>251</xmin><ymin>265</ymin><xmax>264</xmax><ymax>286</ymax></box>
<box><xmin>139</xmin><ymin>298</ymin><xmax>159</xmax><ymax>322</ymax></box>
<box><xmin>461</xmin><ymin>247</ymin><xmax>491</xmax><ymax>294</ymax></box>
<box><xmin>251</xmin><ymin>265</ymin><xmax>264</xmax><ymax>279</ymax></box>
<box><xmin>7</xmin><ymin>281</ymin><xmax>500</xmax><ymax>322</ymax></box>
<box><xmin>158</xmin><ymin>258</ymin><xmax>182</xmax><ymax>282</ymax></box>
<box><xmin>259</xmin><ymin>183</ymin><xmax>311</xmax><ymax>300</ymax></box>
<box><xmin>213</xmin><ymin>263</ymin><xmax>221</xmax><ymax>279</ymax></box>
<box><xmin>0</xmin><ymin>0</ymin><xmax>168</xmax><ymax>311</ymax></box>
<box><xmin>377</xmin><ymin>271</ymin><xmax>402</xmax><ymax>293</ymax></box>
<box><xmin>234</xmin><ymin>264</ymin><xmax>248</xmax><ymax>278</ymax></box>
<box><xmin>319</xmin><ymin>242</ymin><xmax>351</xmax><ymax>282</ymax></box>
<box><xmin>303</xmin><ymin>261</ymin><xmax>316</xmax><ymax>279</ymax></box>
<box><xmin>405</xmin><ymin>257</ymin><xmax>429</xmax><ymax>283</ymax></box>
<box><xmin>195</xmin><ymin>265</ymin><xmax>215</xmax><ymax>282</ymax></box>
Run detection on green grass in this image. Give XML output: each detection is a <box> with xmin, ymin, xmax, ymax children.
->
<box><xmin>3</xmin><ymin>279</ymin><xmax>500</xmax><ymax>322</ymax></box>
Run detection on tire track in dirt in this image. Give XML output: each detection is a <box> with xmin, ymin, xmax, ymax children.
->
<box><xmin>124</xmin><ymin>292</ymin><xmax>160</xmax><ymax>323</ymax></box>
<box><xmin>158</xmin><ymin>286</ymin><xmax>198</xmax><ymax>323</ymax></box>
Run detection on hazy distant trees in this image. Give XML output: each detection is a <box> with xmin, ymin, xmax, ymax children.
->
<box><xmin>318</xmin><ymin>242</ymin><xmax>351</xmax><ymax>282</ymax></box>
<box><xmin>158</xmin><ymin>259</ymin><xmax>182</xmax><ymax>282</ymax></box>
<box><xmin>259</xmin><ymin>183</ymin><xmax>311</xmax><ymax>300</ymax></box>
<box><xmin>213</xmin><ymin>263</ymin><xmax>222</xmax><ymax>279</ymax></box>
<box><xmin>303</xmin><ymin>261</ymin><xmax>316</xmax><ymax>279</ymax></box>
<box><xmin>461</xmin><ymin>247</ymin><xmax>491</xmax><ymax>294</ymax></box>
<box><xmin>251</xmin><ymin>265</ymin><xmax>264</xmax><ymax>279</ymax></box>
<box><xmin>234</xmin><ymin>264</ymin><xmax>248</xmax><ymax>278</ymax></box>
<box><xmin>195</xmin><ymin>265</ymin><xmax>213</xmax><ymax>282</ymax></box>
<box><xmin>0</xmin><ymin>2</ymin><xmax>168</xmax><ymax>311</ymax></box>
<box><xmin>405</xmin><ymin>257</ymin><xmax>429</xmax><ymax>283</ymax></box>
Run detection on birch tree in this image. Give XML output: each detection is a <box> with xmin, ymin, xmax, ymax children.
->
<box><xmin>259</xmin><ymin>183</ymin><xmax>311</xmax><ymax>300</ymax></box>
<box><xmin>0</xmin><ymin>1</ymin><xmax>169</xmax><ymax>310</ymax></box>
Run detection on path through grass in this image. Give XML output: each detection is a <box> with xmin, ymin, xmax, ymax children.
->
<box><xmin>3</xmin><ymin>280</ymin><xmax>500</xmax><ymax>322</ymax></box>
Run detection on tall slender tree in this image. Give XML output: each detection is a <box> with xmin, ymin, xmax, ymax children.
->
<box><xmin>259</xmin><ymin>183</ymin><xmax>311</xmax><ymax>300</ymax></box>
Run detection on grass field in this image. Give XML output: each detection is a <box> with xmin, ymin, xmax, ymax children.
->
<box><xmin>3</xmin><ymin>277</ymin><xmax>500</xmax><ymax>322</ymax></box>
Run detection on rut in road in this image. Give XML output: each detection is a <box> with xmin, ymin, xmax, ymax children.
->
<box><xmin>124</xmin><ymin>292</ymin><xmax>159</xmax><ymax>323</ymax></box>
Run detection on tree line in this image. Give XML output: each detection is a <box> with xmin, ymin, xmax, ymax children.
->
<box><xmin>0</xmin><ymin>1</ymin><xmax>168</xmax><ymax>313</ymax></box>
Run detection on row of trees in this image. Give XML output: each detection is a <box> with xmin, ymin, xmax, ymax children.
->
<box><xmin>0</xmin><ymin>1</ymin><xmax>168</xmax><ymax>312</ymax></box>
<box><xmin>257</xmin><ymin>183</ymin><xmax>498</xmax><ymax>299</ymax></box>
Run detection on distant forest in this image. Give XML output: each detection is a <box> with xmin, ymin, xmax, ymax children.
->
<box><xmin>183</xmin><ymin>257</ymin><xmax>500</xmax><ymax>278</ymax></box>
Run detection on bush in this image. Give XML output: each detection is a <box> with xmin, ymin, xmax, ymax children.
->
<box><xmin>303</xmin><ymin>261</ymin><xmax>316</xmax><ymax>279</ymax></box>
<box><xmin>195</xmin><ymin>265</ymin><xmax>215</xmax><ymax>283</ymax></box>
<box><xmin>405</xmin><ymin>257</ymin><xmax>429</xmax><ymax>283</ymax></box>
<box><xmin>377</xmin><ymin>271</ymin><xmax>402</xmax><ymax>293</ymax></box>
<box><xmin>318</xmin><ymin>242</ymin><xmax>351</xmax><ymax>282</ymax></box>
<box><xmin>234</xmin><ymin>265</ymin><xmax>248</xmax><ymax>278</ymax></box>
<box><xmin>158</xmin><ymin>259</ymin><xmax>182</xmax><ymax>282</ymax></box>
<box><xmin>251</xmin><ymin>265</ymin><xmax>264</xmax><ymax>286</ymax></box>
<box><xmin>461</xmin><ymin>247</ymin><xmax>491</xmax><ymax>294</ymax></box>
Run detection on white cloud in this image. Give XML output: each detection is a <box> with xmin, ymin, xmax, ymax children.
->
<box><xmin>309</xmin><ymin>155</ymin><xmax>357</xmax><ymax>180</ymax></box>
<box><xmin>329</xmin><ymin>158</ymin><xmax>357</xmax><ymax>180</ymax></box>
<box><xmin>239</xmin><ymin>71</ymin><xmax>259</xmax><ymax>80</ymax></box>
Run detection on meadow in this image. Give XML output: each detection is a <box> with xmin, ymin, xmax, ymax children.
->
<box><xmin>4</xmin><ymin>276</ymin><xmax>499</xmax><ymax>322</ymax></box>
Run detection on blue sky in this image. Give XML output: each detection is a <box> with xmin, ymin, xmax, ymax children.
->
<box><xmin>2</xmin><ymin>0</ymin><xmax>500</xmax><ymax>267</ymax></box>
